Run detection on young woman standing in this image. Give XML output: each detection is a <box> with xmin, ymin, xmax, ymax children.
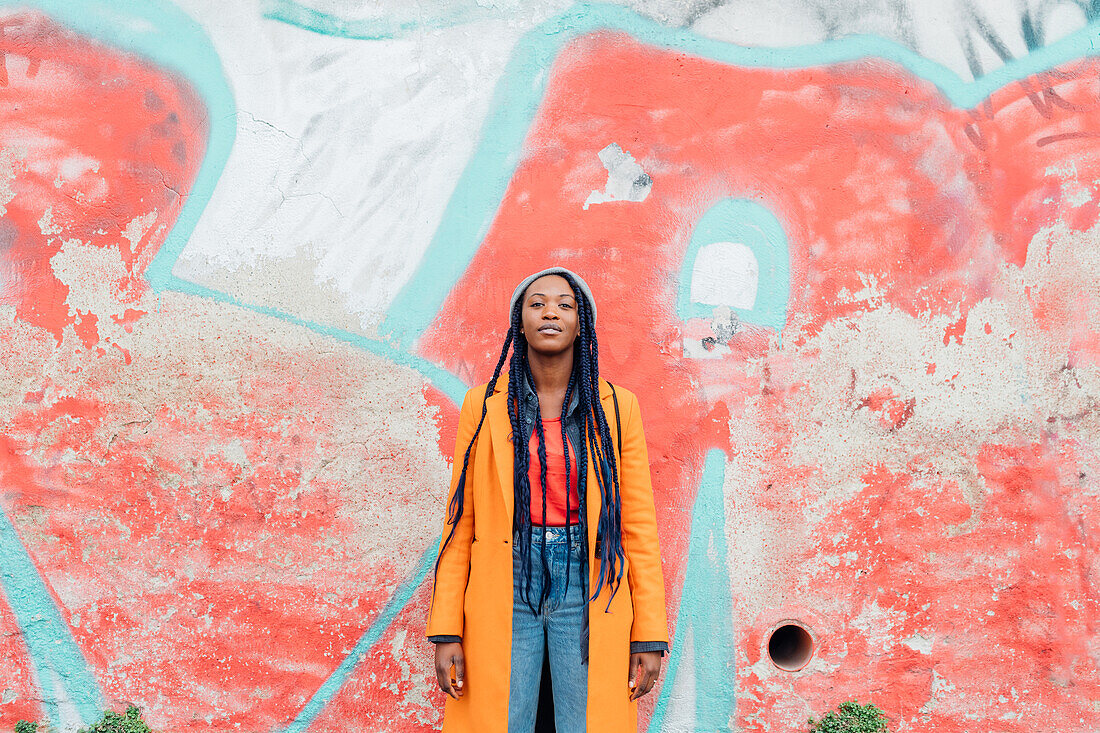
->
<box><xmin>427</xmin><ymin>267</ymin><xmax>669</xmax><ymax>732</ymax></box>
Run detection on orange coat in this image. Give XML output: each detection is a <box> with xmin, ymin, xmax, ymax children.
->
<box><xmin>427</xmin><ymin>374</ymin><xmax>669</xmax><ymax>732</ymax></box>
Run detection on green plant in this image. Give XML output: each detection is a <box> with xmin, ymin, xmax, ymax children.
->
<box><xmin>78</xmin><ymin>705</ymin><xmax>151</xmax><ymax>733</ymax></box>
<box><xmin>807</xmin><ymin>701</ymin><xmax>889</xmax><ymax>733</ymax></box>
<box><xmin>14</xmin><ymin>721</ymin><xmax>38</xmax><ymax>733</ymax></box>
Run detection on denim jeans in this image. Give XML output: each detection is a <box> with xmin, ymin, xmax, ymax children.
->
<box><xmin>509</xmin><ymin>526</ymin><xmax>588</xmax><ymax>732</ymax></box>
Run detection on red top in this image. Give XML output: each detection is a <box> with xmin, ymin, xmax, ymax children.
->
<box><xmin>528</xmin><ymin>417</ymin><xmax>580</xmax><ymax>526</ymax></box>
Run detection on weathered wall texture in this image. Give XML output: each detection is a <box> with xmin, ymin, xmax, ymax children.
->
<box><xmin>1</xmin><ymin>1</ymin><xmax>1098</xmax><ymax>731</ymax></box>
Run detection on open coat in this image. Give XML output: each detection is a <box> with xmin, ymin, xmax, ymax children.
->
<box><xmin>427</xmin><ymin>374</ymin><xmax>669</xmax><ymax>732</ymax></box>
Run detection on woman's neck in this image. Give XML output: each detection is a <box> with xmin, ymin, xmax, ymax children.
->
<box><xmin>527</xmin><ymin>347</ymin><xmax>573</xmax><ymax>400</ymax></box>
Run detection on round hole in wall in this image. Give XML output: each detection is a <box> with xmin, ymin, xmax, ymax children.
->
<box><xmin>767</xmin><ymin>622</ymin><xmax>814</xmax><ymax>671</ymax></box>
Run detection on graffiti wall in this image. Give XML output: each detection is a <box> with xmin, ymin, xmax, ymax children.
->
<box><xmin>1</xmin><ymin>1</ymin><xmax>1098</xmax><ymax>731</ymax></box>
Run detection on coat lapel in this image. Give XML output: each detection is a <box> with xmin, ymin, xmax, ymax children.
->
<box><xmin>485</xmin><ymin>378</ymin><xmax>515</xmax><ymax>522</ymax></box>
<box><xmin>586</xmin><ymin>379</ymin><xmax>617</xmax><ymax>546</ymax></box>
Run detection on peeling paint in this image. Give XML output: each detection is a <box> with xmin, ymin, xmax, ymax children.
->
<box><xmin>583</xmin><ymin>142</ymin><xmax>653</xmax><ymax>209</ymax></box>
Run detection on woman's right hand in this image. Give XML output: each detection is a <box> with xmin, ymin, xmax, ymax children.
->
<box><xmin>434</xmin><ymin>641</ymin><xmax>466</xmax><ymax>699</ymax></box>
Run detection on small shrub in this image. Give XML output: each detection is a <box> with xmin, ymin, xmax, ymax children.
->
<box><xmin>78</xmin><ymin>705</ymin><xmax>151</xmax><ymax>733</ymax></box>
<box><xmin>807</xmin><ymin>701</ymin><xmax>889</xmax><ymax>733</ymax></box>
<box><xmin>14</xmin><ymin>721</ymin><xmax>38</xmax><ymax>733</ymax></box>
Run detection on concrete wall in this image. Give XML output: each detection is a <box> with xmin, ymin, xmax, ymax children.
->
<box><xmin>1</xmin><ymin>1</ymin><xmax>1098</xmax><ymax>731</ymax></box>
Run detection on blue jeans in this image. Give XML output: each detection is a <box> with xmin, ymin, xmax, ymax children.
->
<box><xmin>509</xmin><ymin>526</ymin><xmax>588</xmax><ymax>732</ymax></box>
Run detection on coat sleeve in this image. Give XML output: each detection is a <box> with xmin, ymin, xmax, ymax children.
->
<box><xmin>617</xmin><ymin>390</ymin><xmax>670</xmax><ymax>646</ymax></box>
<box><xmin>425</xmin><ymin>387</ymin><xmax>482</xmax><ymax>639</ymax></box>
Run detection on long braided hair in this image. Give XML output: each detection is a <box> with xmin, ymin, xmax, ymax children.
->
<box><xmin>433</xmin><ymin>271</ymin><xmax>626</xmax><ymax>613</ymax></box>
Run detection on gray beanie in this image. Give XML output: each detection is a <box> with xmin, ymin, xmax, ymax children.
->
<box><xmin>509</xmin><ymin>267</ymin><xmax>596</xmax><ymax>324</ymax></box>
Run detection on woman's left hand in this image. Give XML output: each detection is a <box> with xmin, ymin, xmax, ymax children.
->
<box><xmin>628</xmin><ymin>651</ymin><xmax>662</xmax><ymax>700</ymax></box>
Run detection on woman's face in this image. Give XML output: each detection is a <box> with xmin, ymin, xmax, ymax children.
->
<box><xmin>520</xmin><ymin>274</ymin><xmax>580</xmax><ymax>357</ymax></box>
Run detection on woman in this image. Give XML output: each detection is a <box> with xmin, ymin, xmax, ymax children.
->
<box><xmin>427</xmin><ymin>267</ymin><xmax>669</xmax><ymax>732</ymax></box>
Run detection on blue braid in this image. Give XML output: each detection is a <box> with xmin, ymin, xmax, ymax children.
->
<box><xmin>562</xmin><ymin>272</ymin><xmax>625</xmax><ymax>610</ymax></box>
<box><xmin>526</xmin><ymin>358</ymin><xmax>552</xmax><ymax>608</ymax></box>
<box><xmin>507</xmin><ymin>308</ymin><xmax>538</xmax><ymax>612</ymax></box>
<box><xmin>560</xmin><ymin>369</ymin><xmax>577</xmax><ymax>594</ymax></box>
<box><xmin>570</xmin><ymin>355</ymin><xmax>591</xmax><ymax>603</ymax></box>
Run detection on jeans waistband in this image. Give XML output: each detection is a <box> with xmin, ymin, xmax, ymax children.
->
<box><xmin>514</xmin><ymin>525</ymin><xmax>583</xmax><ymax>546</ymax></box>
